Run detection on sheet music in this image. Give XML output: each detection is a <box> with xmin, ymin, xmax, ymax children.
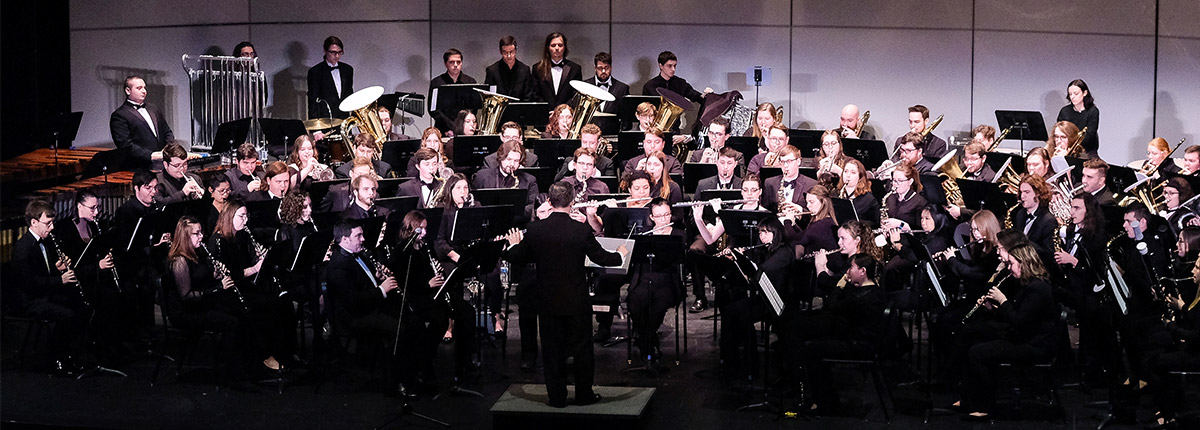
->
<box><xmin>585</xmin><ymin>237</ymin><xmax>635</xmax><ymax>274</ymax></box>
<box><xmin>925</xmin><ymin>262</ymin><xmax>948</xmax><ymax>307</ymax></box>
<box><xmin>290</xmin><ymin>236</ymin><xmax>309</xmax><ymax>272</ymax></box>
<box><xmin>759</xmin><ymin>274</ymin><xmax>785</xmax><ymax>316</ymax></box>
<box><xmin>126</xmin><ymin>217</ymin><xmax>143</xmax><ymax>252</ymax></box>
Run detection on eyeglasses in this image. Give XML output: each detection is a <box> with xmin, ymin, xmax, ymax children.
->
<box><xmin>779</xmin><ymin>157</ymin><xmax>798</xmax><ymax>164</ymax></box>
<box><xmin>79</xmin><ymin>203</ymin><xmax>98</xmax><ymax>211</ymax></box>
<box><xmin>900</xmin><ymin>147</ymin><xmax>920</xmax><ymax>154</ymax></box>
<box><xmin>575</xmin><ymin>161</ymin><xmax>594</xmax><ymax>167</ymax></box>
<box><xmin>167</xmin><ymin>161</ymin><xmax>187</xmax><ymax>169</ymax></box>
<box><xmin>651</xmin><ymin>212</ymin><xmax>671</xmax><ymax>219</ymax></box>
<box><xmin>213</xmin><ymin>187</ymin><xmax>232</xmax><ymax>195</ymax></box>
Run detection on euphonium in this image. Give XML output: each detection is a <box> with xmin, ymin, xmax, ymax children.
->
<box><xmin>936</xmin><ymin>151</ymin><xmax>966</xmax><ymax>207</ymax></box>
<box><xmin>995</xmin><ymin>161</ymin><xmax>1022</xmax><ymax>194</ymax></box>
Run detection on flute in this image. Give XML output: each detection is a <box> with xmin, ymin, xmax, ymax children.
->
<box><xmin>799</xmin><ymin>247</ymin><xmax>844</xmax><ymax>260</ymax></box>
<box><xmin>715</xmin><ymin>242</ymin><xmax>769</xmax><ymax>257</ymax></box>
<box><xmin>673</xmin><ymin>198</ymin><xmax>757</xmax><ymax>208</ymax></box>
<box><xmin>574</xmin><ymin>196</ymin><xmax>652</xmax><ymax>208</ymax></box>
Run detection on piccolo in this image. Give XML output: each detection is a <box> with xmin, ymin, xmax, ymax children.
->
<box><xmin>673</xmin><ymin>198</ymin><xmax>757</xmax><ymax>208</ymax></box>
<box><xmin>573</xmin><ymin>196</ymin><xmax>652</xmax><ymax>208</ymax></box>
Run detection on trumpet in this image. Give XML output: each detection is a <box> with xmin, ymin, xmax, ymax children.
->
<box><xmin>184</xmin><ymin>174</ymin><xmax>204</xmax><ymax>199</ymax></box>
<box><xmin>573</xmin><ymin>196</ymin><xmax>653</xmax><ymax>208</ymax></box>
<box><xmin>673</xmin><ymin>198</ymin><xmax>757</xmax><ymax>208</ymax></box>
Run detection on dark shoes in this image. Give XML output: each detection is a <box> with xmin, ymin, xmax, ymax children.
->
<box><xmin>688</xmin><ymin>300</ymin><xmax>708</xmax><ymax>313</ymax></box>
<box><xmin>574</xmin><ymin>392</ymin><xmax>603</xmax><ymax>406</ymax></box>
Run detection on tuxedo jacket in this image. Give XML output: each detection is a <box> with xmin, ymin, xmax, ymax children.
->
<box><xmin>307</xmin><ymin>61</ymin><xmax>355</xmax><ymax>119</ymax></box>
<box><xmin>582</xmin><ymin>76</ymin><xmax>629</xmax><ymax>115</ymax></box>
<box><xmin>695</xmin><ymin>175</ymin><xmax>744</xmax><ymax>195</ymax></box>
<box><xmin>335</xmin><ymin>159</ymin><xmax>392</xmax><ymax>179</ymax></box>
<box><xmin>428</xmin><ymin>72</ymin><xmax>478</xmax><ymax>132</ymax></box>
<box><xmin>325</xmin><ymin>246</ymin><xmax>390</xmax><ymax>321</ymax></box>
<box><xmin>554</xmin><ymin>155</ymin><xmax>616</xmax><ymax>182</ymax></box>
<box><xmin>484</xmin><ymin>59</ymin><xmax>535</xmax><ymax>101</ymax></box>
<box><xmin>395</xmin><ymin>177</ymin><xmax>443</xmax><ymax>208</ymax></box>
<box><xmin>1011</xmin><ymin>205</ymin><xmax>1058</xmax><ymax>254</ymax></box>
<box><xmin>482</xmin><ymin>151</ymin><xmax>539</xmax><ymax>169</ymax></box>
<box><xmin>11</xmin><ymin>232</ymin><xmax>75</xmax><ymax>303</ymax></box>
<box><xmin>110</xmin><ymin>101</ymin><xmax>173</xmax><ymax>163</ymax></box>
<box><xmin>472</xmin><ymin>167</ymin><xmax>539</xmax><ymax>220</ymax></box>
<box><xmin>763</xmin><ymin>174</ymin><xmax>817</xmax><ymax>212</ymax></box>
<box><xmin>532</xmin><ymin>59</ymin><xmax>583</xmax><ymax>107</ymax></box>
<box><xmin>505</xmin><ymin>212</ymin><xmax>622</xmax><ymax>316</ymax></box>
<box><xmin>319</xmin><ymin>183</ymin><xmax>353</xmax><ymax>213</ymax></box>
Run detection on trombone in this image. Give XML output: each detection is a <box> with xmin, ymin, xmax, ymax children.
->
<box><xmin>1139</xmin><ymin>137</ymin><xmax>1187</xmax><ymax>177</ymax></box>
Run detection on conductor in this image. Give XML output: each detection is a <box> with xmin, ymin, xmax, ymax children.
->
<box><xmin>505</xmin><ymin>181</ymin><xmax>628</xmax><ymax>408</ymax></box>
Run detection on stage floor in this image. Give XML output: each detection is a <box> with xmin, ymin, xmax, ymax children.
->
<box><xmin>1</xmin><ymin>302</ymin><xmax>1191</xmax><ymax>429</ymax></box>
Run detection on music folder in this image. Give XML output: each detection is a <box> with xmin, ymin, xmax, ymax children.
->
<box><xmin>758</xmin><ymin>271</ymin><xmax>786</xmax><ymax>316</ymax></box>
<box><xmin>717</xmin><ymin>209</ymin><xmax>772</xmax><ymax>241</ymax></box>
<box><xmin>956</xmin><ymin>179</ymin><xmax>1004</xmax><ymax>211</ymax></box>
<box><xmin>451</xmin><ymin>135</ymin><xmax>502</xmax><ymax>168</ymax></box>
<box><xmin>291</xmin><ymin>230</ymin><xmax>333</xmax><ymax>273</ymax></box>
<box><xmin>585</xmin><ymin>237</ymin><xmax>635</xmax><ymax>275</ymax></box>
<box><xmin>472</xmin><ymin>188</ymin><xmax>529</xmax><ymax>224</ymax></box>
<box><xmin>429</xmin><ymin>83</ymin><xmax>487</xmax><ymax>113</ymax></box>
<box><xmin>830</xmin><ymin>197</ymin><xmax>859</xmax><ymax>223</ymax></box>
<box><xmin>788</xmin><ymin>129</ymin><xmax>824</xmax><ymax>159</ymax></box>
<box><xmin>842</xmin><ymin>138</ymin><xmax>888</xmax><ymax>171</ymax></box>
<box><xmin>724</xmin><ymin>136</ymin><xmax>760</xmax><ymax>165</ymax></box>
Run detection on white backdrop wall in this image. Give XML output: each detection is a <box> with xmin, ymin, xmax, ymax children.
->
<box><xmin>69</xmin><ymin>0</ymin><xmax>1198</xmax><ymax>166</ymax></box>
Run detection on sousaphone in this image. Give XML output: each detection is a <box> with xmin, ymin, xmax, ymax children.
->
<box><xmin>654</xmin><ymin>87</ymin><xmax>696</xmax><ymax>158</ymax></box>
<box><xmin>567</xmin><ymin>80</ymin><xmax>616</xmax><ymax>139</ymax></box>
<box><xmin>338</xmin><ymin>85</ymin><xmax>387</xmax><ymax>159</ymax></box>
<box><xmin>474</xmin><ymin>88</ymin><xmax>519</xmax><ymax>135</ymax></box>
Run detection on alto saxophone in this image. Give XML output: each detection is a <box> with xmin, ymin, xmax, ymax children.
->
<box><xmin>879</xmin><ymin>190</ymin><xmax>895</xmax><ymax>220</ymax></box>
<box><xmin>1004</xmin><ymin>202</ymin><xmax>1019</xmax><ymax>230</ymax></box>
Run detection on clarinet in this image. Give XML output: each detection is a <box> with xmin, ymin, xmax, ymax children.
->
<box><xmin>963</xmin><ymin>270</ymin><xmax>1012</xmax><ymax>323</ymax></box>
<box><xmin>48</xmin><ymin>233</ymin><xmax>88</xmax><ymax>307</ymax></box>
<box><xmin>426</xmin><ymin>248</ymin><xmax>455</xmax><ymax>311</ymax></box>
<box><xmin>202</xmin><ymin>242</ymin><xmax>249</xmax><ymax>313</ymax></box>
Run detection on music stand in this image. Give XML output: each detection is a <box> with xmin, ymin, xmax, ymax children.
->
<box><xmin>517</xmin><ymin>167</ymin><xmax>554</xmax><ymax>194</ymax></box>
<box><xmin>381</xmin><ymin>139</ymin><xmax>421</xmax><ymax>174</ymax></box>
<box><xmin>758</xmin><ymin>166</ymin><xmax>782</xmax><ymax>181</ymax></box>
<box><xmin>529</xmin><ymin>138</ymin><xmax>581</xmax><ymax>172</ymax></box>
<box><xmin>48</xmin><ymin>111</ymin><xmax>83</xmax><ymax>150</ymax></box>
<box><xmin>717</xmin><ymin>209</ymin><xmax>772</xmax><ymax>243</ymax></box>
<box><xmin>450</xmin><ymin>205</ymin><xmax>513</xmax><ymax>243</ymax></box>
<box><xmin>593</xmin><ymin>176</ymin><xmax>620</xmax><ymax>193</ymax></box>
<box><xmin>375</xmin><ymin>196</ymin><xmax>418</xmax><ymax>216</ymax></box>
<box><xmin>985</xmin><ymin>151</ymin><xmax>1024</xmax><ymax>174</ymax></box>
<box><xmin>472</xmin><ymin>188</ymin><xmax>529</xmax><ymax>225</ymax></box>
<box><xmin>843</xmin><ymin>138</ymin><xmax>889</xmax><ymax>171</ymax></box>
<box><xmin>682</xmin><ymin>163</ymin><xmax>718</xmax><ymax>194</ymax></box>
<box><xmin>375</xmin><ymin>178</ymin><xmax>407</xmax><ymax>198</ymax></box>
<box><xmin>831</xmin><ymin>197</ymin><xmax>859</xmax><ymax>223</ymax></box>
<box><xmin>211</xmin><ymin>117</ymin><xmax>253</xmax><ymax>155</ymax></box>
<box><xmin>788</xmin><ymin>129</ymin><xmax>824</xmax><ymax>159</ymax></box>
<box><xmin>601</xmin><ymin>207</ymin><xmax>651</xmax><ymax>238</ymax></box>
<box><xmin>418</xmin><ymin>208</ymin><xmax>445</xmax><ymax>242</ymax></box>
<box><xmin>429</xmin><ymin>83</ymin><xmax>487</xmax><ymax>115</ymax></box>
<box><xmin>81</xmin><ymin>147</ymin><xmax>136</xmax><ymax>180</ymax></box>
<box><xmin>696</xmin><ymin>189</ymin><xmax>742</xmax><ymax>203</ymax></box>
<box><xmin>356</xmin><ymin>216</ymin><xmax>386</xmax><ymax>249</ymax></box>
<box><xmin>616</xmin><ymin>132</ymin><xmax>647</xmax><ymax>166</ymax></box>
<box><xmin>498</xmin><ymin>102</ymin><xmax>550</xmax><ymax>129</ymax></box>
<box><xmin>451</xmin><ymin>135</ymin><xmax>502</xmax><ymax>168</ymax></box>
<box><xmin>308</xmin><ymin>178</ymin><xmax>349</xmax><ymax>209</ymax></box>
<box><xmin>618</xmin><ymin>95</ymin><xmax>660</xmax><ymax>128</ymax></box>
<box><xmin>995</xmin><ymin>110</ymin><xmax>1048</xmax><ymax>155</ymax></box>
<box><xmin>1107</xmin><ymin>165</ymin><xmax>1139</xmax><ymax>196</ymax></box>
<box><xmin>625</xmin><ymin>234</ymin><xmax>686</xmax><ymax>371</ymax></box>
<box><xmin>919</xmin><ymin>175</ymin><xmax>948</xmax><ymax>206</ymax></box>
<box><xmin>245</xmin><ymin>199</ymin><xmax>282</xmax><ymax>231</ymax></box>
<box><xmin>260</xmin><ymin>118</ymin><xmax>308</xmax><ymax>159</ymax></box>
<box><xmin>724</xmin><ymin>136</ymin><xmax>759</xmax><ymax>163</ymax></box>
<box><xmin>161</xmin><ymin>198</ymin><xmax>214</xmax><ymax>230</ymax></box>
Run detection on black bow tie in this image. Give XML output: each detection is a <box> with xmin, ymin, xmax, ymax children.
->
<box><xmin>422</xmin><ymin>180</ymin><xmax>436</xmax><ymax>189</ymax></box>
<box><xmin>597</xmin><ymin>81</ymin><xmax>610</xmax><ymax>88</ymax></box>
<box><xmin>782</xmin><ymin>180</ymin><xmax>796</xmax><ymax>189</ymax></box>
<box><xmin>551</xmin><ymin>62</ymin><xmax>564</xmax><ymax>69</ymax></box>
<box><xmin>128</xmin><ymin>102</ymin><xmax>145</xmax><ymax>109</ymax></box>
<box><xmin>329</xmin><ymin>64</ymin><xmax>339</xmax><ymax>70</ymax></box>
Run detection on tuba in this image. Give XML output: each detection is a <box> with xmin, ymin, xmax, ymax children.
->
<box><xmin>933</xmin><ymin>150</ymin><xmax>966</xmax><ymax>207</ymax></box>
<box><xmin>653</xmin><ymin>87</ymin><xmax>695</xmax><ymax>159</ymax></box>
<box><xmin>338</xmin><ymin>86</ymin><xmax>387</xmax><ymax>159</ymax></box>
<box><xmin>474</xmin><ymin>89</ymin><xmax>518</xmax><ymax>135</ymax></box>
<box><xmin>567</xmin><ymin>80</ymin><xmax>615</xmax><ymax>139</ymax></box>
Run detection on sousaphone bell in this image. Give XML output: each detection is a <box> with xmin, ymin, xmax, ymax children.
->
<box><xmin>567</xmin><ymin>80</ymin><xmax>616</xmax><ymax>139</ymax></box>
<box><xmin>338</xmin><ymin>85</ymin><xmax>387</xmax><ymax>159</ymax></box>
<box><xmin>654</xmin><ymin>87</ymin><xmax>696</xmax><ymax>158</ymax></box>
<box><xmin>474</xmin><ymin>88</ymin><xmax>518</xmax><ymax>135</ymax></box>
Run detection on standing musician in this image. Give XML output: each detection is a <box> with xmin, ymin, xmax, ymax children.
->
<box><xmin>330</xmin><ymin>133</ymin><xmax>387</xmax><ymax>180</ymax></box>
<box><xmin>627</xmin><ymin>198</ymin><xmax>686</xmax><ymax>361</ymax></box>
<box><xmin>1080</xmin><ymin>158</ymin><xmax>1116</xmax><ymax>206</ymax></box>
<box><xmin>397</xmin><ymin>149</ymin><xmax>444</xmax><ymax>209</ymax></box>
<box><xmin>532</xmin><ymin>32</ymin><xmax>582</xmax><ymax>107</ymax></box>
<box><xmin>836</xmin><ymin>104</ymin><xmax>875</xmax><ymax>140</ymax></box>
<box><xmin>428</xmin><ymin>48</ymin><xmax>476</xmax><ymax>134</ymax></box>
<box><xmin>1009</xmin><ymin>174</ymin><xmax>1058</xmax><ymax>254</ymax></box>
<box><xmin>690</xmin><ymin>118</ymin><xmax>745</xmax><ymax>173</ymax></box>
<box><xmin>1161</xmin><ymin>177</ymin><xmax>1198</xmax><ymax>236</ymax></box>
<box><xmin>642</xmin><ymin>51</ymin><xmax>710</xmax><ymax>143</ymax></box>
<box><xmin>542</xmin><ymin>104</ymin><xmax>573</xmax><ymax>139</ymax></box>
<box><xmin>641</xmin><ymin>150</ymin><xmax>684</xmax><ymax>204</ymax></box>
<box><xmin>894</xmin><ymin>105</ymin><xmax>947</xmax><ymax>160</ymax></box>
<box><xmin>836</xmin><ymin>158</ymin><xmax>880</xmax><ymax>226</ymax></box>
<box><xmin>504</xmin><ymin>181</ymin><xmax>627</xmax><ymax>408</ymax></box>
<box><xmin>584</xmin><ymin>52</ymin><xmax>628</xmax><ymax>131</ymax></box>
<box><xmin>474</xmin><ymin>140</ymin><xmax>540</xmax><ymax>219</ymax></box>
<box><xmin>321</xmin><ymin>157</ymin><xmax>374</xmax><ymax>213</ymax></box>
<box><xmin>210</xmin><ymin>200</ymin><xmax>296</xmax><ymax>372</ymax></box>
<box><xmin>430</xmin><ymin>173</ymin><xmax>480</xmax><ymax>362</ymax></box>
<box><xmin>958</xmin><ymin>242</ymin><xmax>1059</xmax><ymax>421</ymax></box>
<box><xmin>554</xmin><ymin>124</ymin><xmax>616</xmax><ymax>181</ymax></box>
<box><xmin>815</xmin><ymin>130</ymin><xmax>848</xmax><ymax>186</ymax></box>
<box><xmin>164</xmin><ymin>216</ymin><xmax>255</xmax><ymax>391</ymax></box>
<box><xmin>746</xmin><ymin>124</ymin><xmax>790</xmax><ymax>174</ymax></box>
<box><xmin>484</xmin><ymin>35</ymin><xmax>535</xmax><ymax>101</ymax></box>
<box><xmin>341</xmin><ymin>174</ymin><xmax>389</xmax><ymax>221</ymax></box>
<box><xmin>110</xmin><ymin>75</ymin><xmax>173</xmax><ymax>165</ymax></box>
<box><xmin>695</xmin><ymin>146</ymin><xmax>744</xmax><ymax>194</ymax></box>
<box><xmin>155</xmin><ymin>143</ymin><xmax>205</xmax><ymax>205</ymax></box>
<box><xmin>880</xmin><ymin>162</ymin><xmax>928</xmax><ymax>231</ymax></box>
<box><xmin>762</xmin><ymin>144</ymin><xmax>817</xmax><ymax>213</ymax></box>
<box><xmin>1056</xmin><ymin>79</ymin><xmax>1100</xmax><ymax>158</ymax></box>
<box><xmin>9</xmin><ymin>201</ymin><xmax>87</xmax><ymax>376</ymax></box>
<box><xmin>1025</xmin><ymin>147</ymin><xmax>1052</xmax><ymax>179</ymax></box>
<box><xmin>225</xmin><ymin>143</ymin><xmax>263</xmax><ymax>200</ymax></box>
<box><xmin>307</xmin><ymin>36</ymin><xmax>353</xmax><ymax>119</ymax></box>
<box><xmin>1045</xmin><ymin>121</ymin><xmax>1081</xmax><ymax>158</ymax></box>
<box><xmin>248</xmin><ymin>161</ymin><xmax>291</xmax><ymax>201</ymax></box>
<box><xmin>624</xmin><ymin>126</ymin><xmax>683</xmax><ymax>175</ymax></box>
<box><xmin>290</xmin><ymin>134</ymin><xmax>336</xmax><ymax>189</ymax></box>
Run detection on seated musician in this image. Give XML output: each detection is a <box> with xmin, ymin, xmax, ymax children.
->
<box><xmin>875</xmin><ymin>132</ymin><xmax>934</xmax><ymax>179</ymax></box>
<box><xmin>790</xmin><ymin>185</ymin><xmax>839</xmax><ymax>259</ymax></box>
<box><xmin>641</xmin><ymin>150</ymin><xmax>684</xmax><ymax>204</ymax></box>
<box><xmin>247</xmin><ymin>161</ymin><xmax>290</xmax><ymax>201</ymax></box>
<box><xmin>928</xmin><ymin>210</ymin><xmax>1001</xmax><ymax>361</ymax></box>
<box><xmin>483</xmin><ymin>122</ymin><xmax>540</xmax><ymax>169</ymax></box>
<box><xmin>554</xmin><ymin>123</ymin><xmax>616</xmax><ymax>181</ymax></box>
<box><xmin>332</xmin><ymin>133</ymin><xmax>387</xmax><ymax>179</ymax></box>
<box><xmin>428</xmin><ymin>48</ymin><xmax>476</xmax><ymax>134</ymax></box>
<box><xmin>690</xmin><ymin>118</ymin><xmax>745</xmax><ymax>173</ymax></box>
<box><xmin>341</xmin><ymin>174</ymin><xmax>389</xmax><ymax>221</ymax></box>
<box><xmin>379</xmin><ymin>105</ymin><xmax>412</xmax><ymax>141</ymax></box>
<box><xmin>1162</xmin><ymin>177</ymin><xmax>1198</xmax><ymax>236</ymax></box>
<box><xmin>836</xmin><ymin>158</ymin><xmax>880</xmax><ymax>225</ymax></box>
<box><xmin>541</xmin><ymin>104</ymin><xmax>572</xmax><ymax>139</ymax></box>
<box><xmin>881</xmin><ymin>204</ymin><xmax>956</xmax><ymax>293</ymax></box>
<box><xmin>112</xmin><ymin>169</ymin><xmax>170</xmax><ymax>343</ymax></box>
<box><xmin>406</xmin><ymin>127</ymin><xmax>452</xmax><ymax>177</ymax></box>
<box><xmin>1141</xmin><ymin>258</ymin><xmax>1200</xmax><ymax>429</ymax></box>
<box><xmin>880</xmin><ymin>162</ymin><xmax>929</xmax><ymax>231</ymax></box>
<box><xmin>1055</xmin><ymin>192</ymin><xmax>1120</xmax><ymax>390</ymax></box>
<box><xmin>960</xmin><ymin>139</ymin><xmax>995</xmax><ymax>182</ymax></box>
<box><xmin>1182</xmin><ymin>145</ymin><xmax>1200</xmax><ymax>176</ymax></box>
<box><xmin>1142</xmin><ymin>137</ymin><xmax>1181</xmax><ymax>177</ymax></box>
<box><xmin>1080</xmin><ymin>158</ymin><xmax>1116</xmax><ymax>206</ymax></box>
<box><xmin>210</xmin><ymin>199</ymin><xmax>295</xmax><ymax>372</ymax></box>
<box><xmin>624</xmin><ymin>126</ymin><xmax>683</xmax><ymax>175</ymax></box>
<box><xmin>389</xmin><ymin>211</ymin><xmax>459</xmax><ymax>393</ymax></box>
<box><xmin>290</xmin><ymin>135</ymin><xmax>336</xmax><ymax>188</ymax></box>
<box><xmin>473</xmin><ymin>139</ymin><xmax>539</xmax><ymax>218</ymax></box>
<box><xmin>225</xmin><ymin>143</ymin><xmax>262</xmax><ymax>200</ymax></box>
<box><xmin>813</xmin><ymin>220</ymin><xmax>884</xmax><ymax>298</ymax></box>
<box><xmin>447</xmin><ymin>110</ymin><xmax>476</xmax><ymax>151</ymax></box>
<box><xmin>745</xmin><ymin>102</ymin><xmax>778</xmax><ymax>141</ymax></box>
<box><xmin>429</xmin><ymin>173</ymin><xmax>479</xmax><ymax>368</ymax></box>
<box><xmin>630</xmin><ymin>102</ymin><xmax>655</xmax><ymax>132</ymax></box>
<box><xmin>689</xmin><ymin>172</ymin><xmax>764</xmax><ymax>312</ymax></box>
<box><xmin>958</xmin><ymin>242</ymin><xmax>1059</xmax><ymax>421</ymax></box>
<box><xmin>696</xmin><ymin>147</ymin><xmax>744</xmax><ymax>193</ymax></box>
<box><xmin>763</xmin><ymin>144</ymin><xmax>817</xmax><ymax>213</ymax></box>
<box><xmin>396</xmin><ymin>149</ymin><xmax>443</xmax><ymax>209</ymax></box>
<box><xmin>321</xmin><ymin>157</ymin><xmax>374</xmax><ymax>213</ymax></box>
<box><xmin>1025</xmin><ymin>147</ymin><xmax>1052</xmax><ymax>179</ymax></box>
<box><xmin>164</xmin><ymin>216</ymin><xmax>255</xmax><ymax>391</ymax></box>
<box><xmin>627</xmin><ymin>198</ymin><xmax>686</xmax><ymax>361</ymax></box>
<box><xmin>9</xmin><ymin>200</ymin><xmax>87</xmax><ymax>376</ymax></box>
<box><xmin>588</xmin><ymin>170</ymin><xmax>656</xmax><ymax>342</ymax></box>
<box><xmin>786</xmin><ymin>253</ymin><xmax>887</xmax><ymax>414</ymax></box>
<box><xmin>895</xmin><ymin>104</ymin><xmax>948</xmax><ymax>160</ymax></box>
<box><xmin>561</xmin><ymin>147</ymin><xmax>609</xmax><ymax>233</ymax></box>
<box><xmin>276</xmin><ymin>190</ymin><xmax>318</xmax><ymax>287</ymax></box>
<box><xmin>155</xmin><ymin>143</ymin><xmax>205</xmax><ymax>205</ymax></box>
<box><xmin>972</xmin><ymin>124</ymin><xmax>996</xmax><ymax>149</ymax></box>
<box><xmin>1010</xmin><ymin>174</ymin><xmax>1058</xmax><ymax>253</ymax></box>
<box><xmin>815</xmin><ymin>130</ymin><xmax>847</xmax><ymax>186</ymax></box>
<box><xmin>1045</xmin><ymin>121</ymin><xmax>1081</xmax><ymax>158</ymax></box>
<box><xmin>747</xmin><ymin>125</ymin><xmax>789</xmax><ymax>174</ymax></box>
<box><xmin>837</xmin><ymin>104</ymin><xmax>875</xmax><ymax>140</ymax></box>
<box><xmin>1176</xmin><ymin>226</ymin><xmax>1200</xmax><ymax>267</ymax></box>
